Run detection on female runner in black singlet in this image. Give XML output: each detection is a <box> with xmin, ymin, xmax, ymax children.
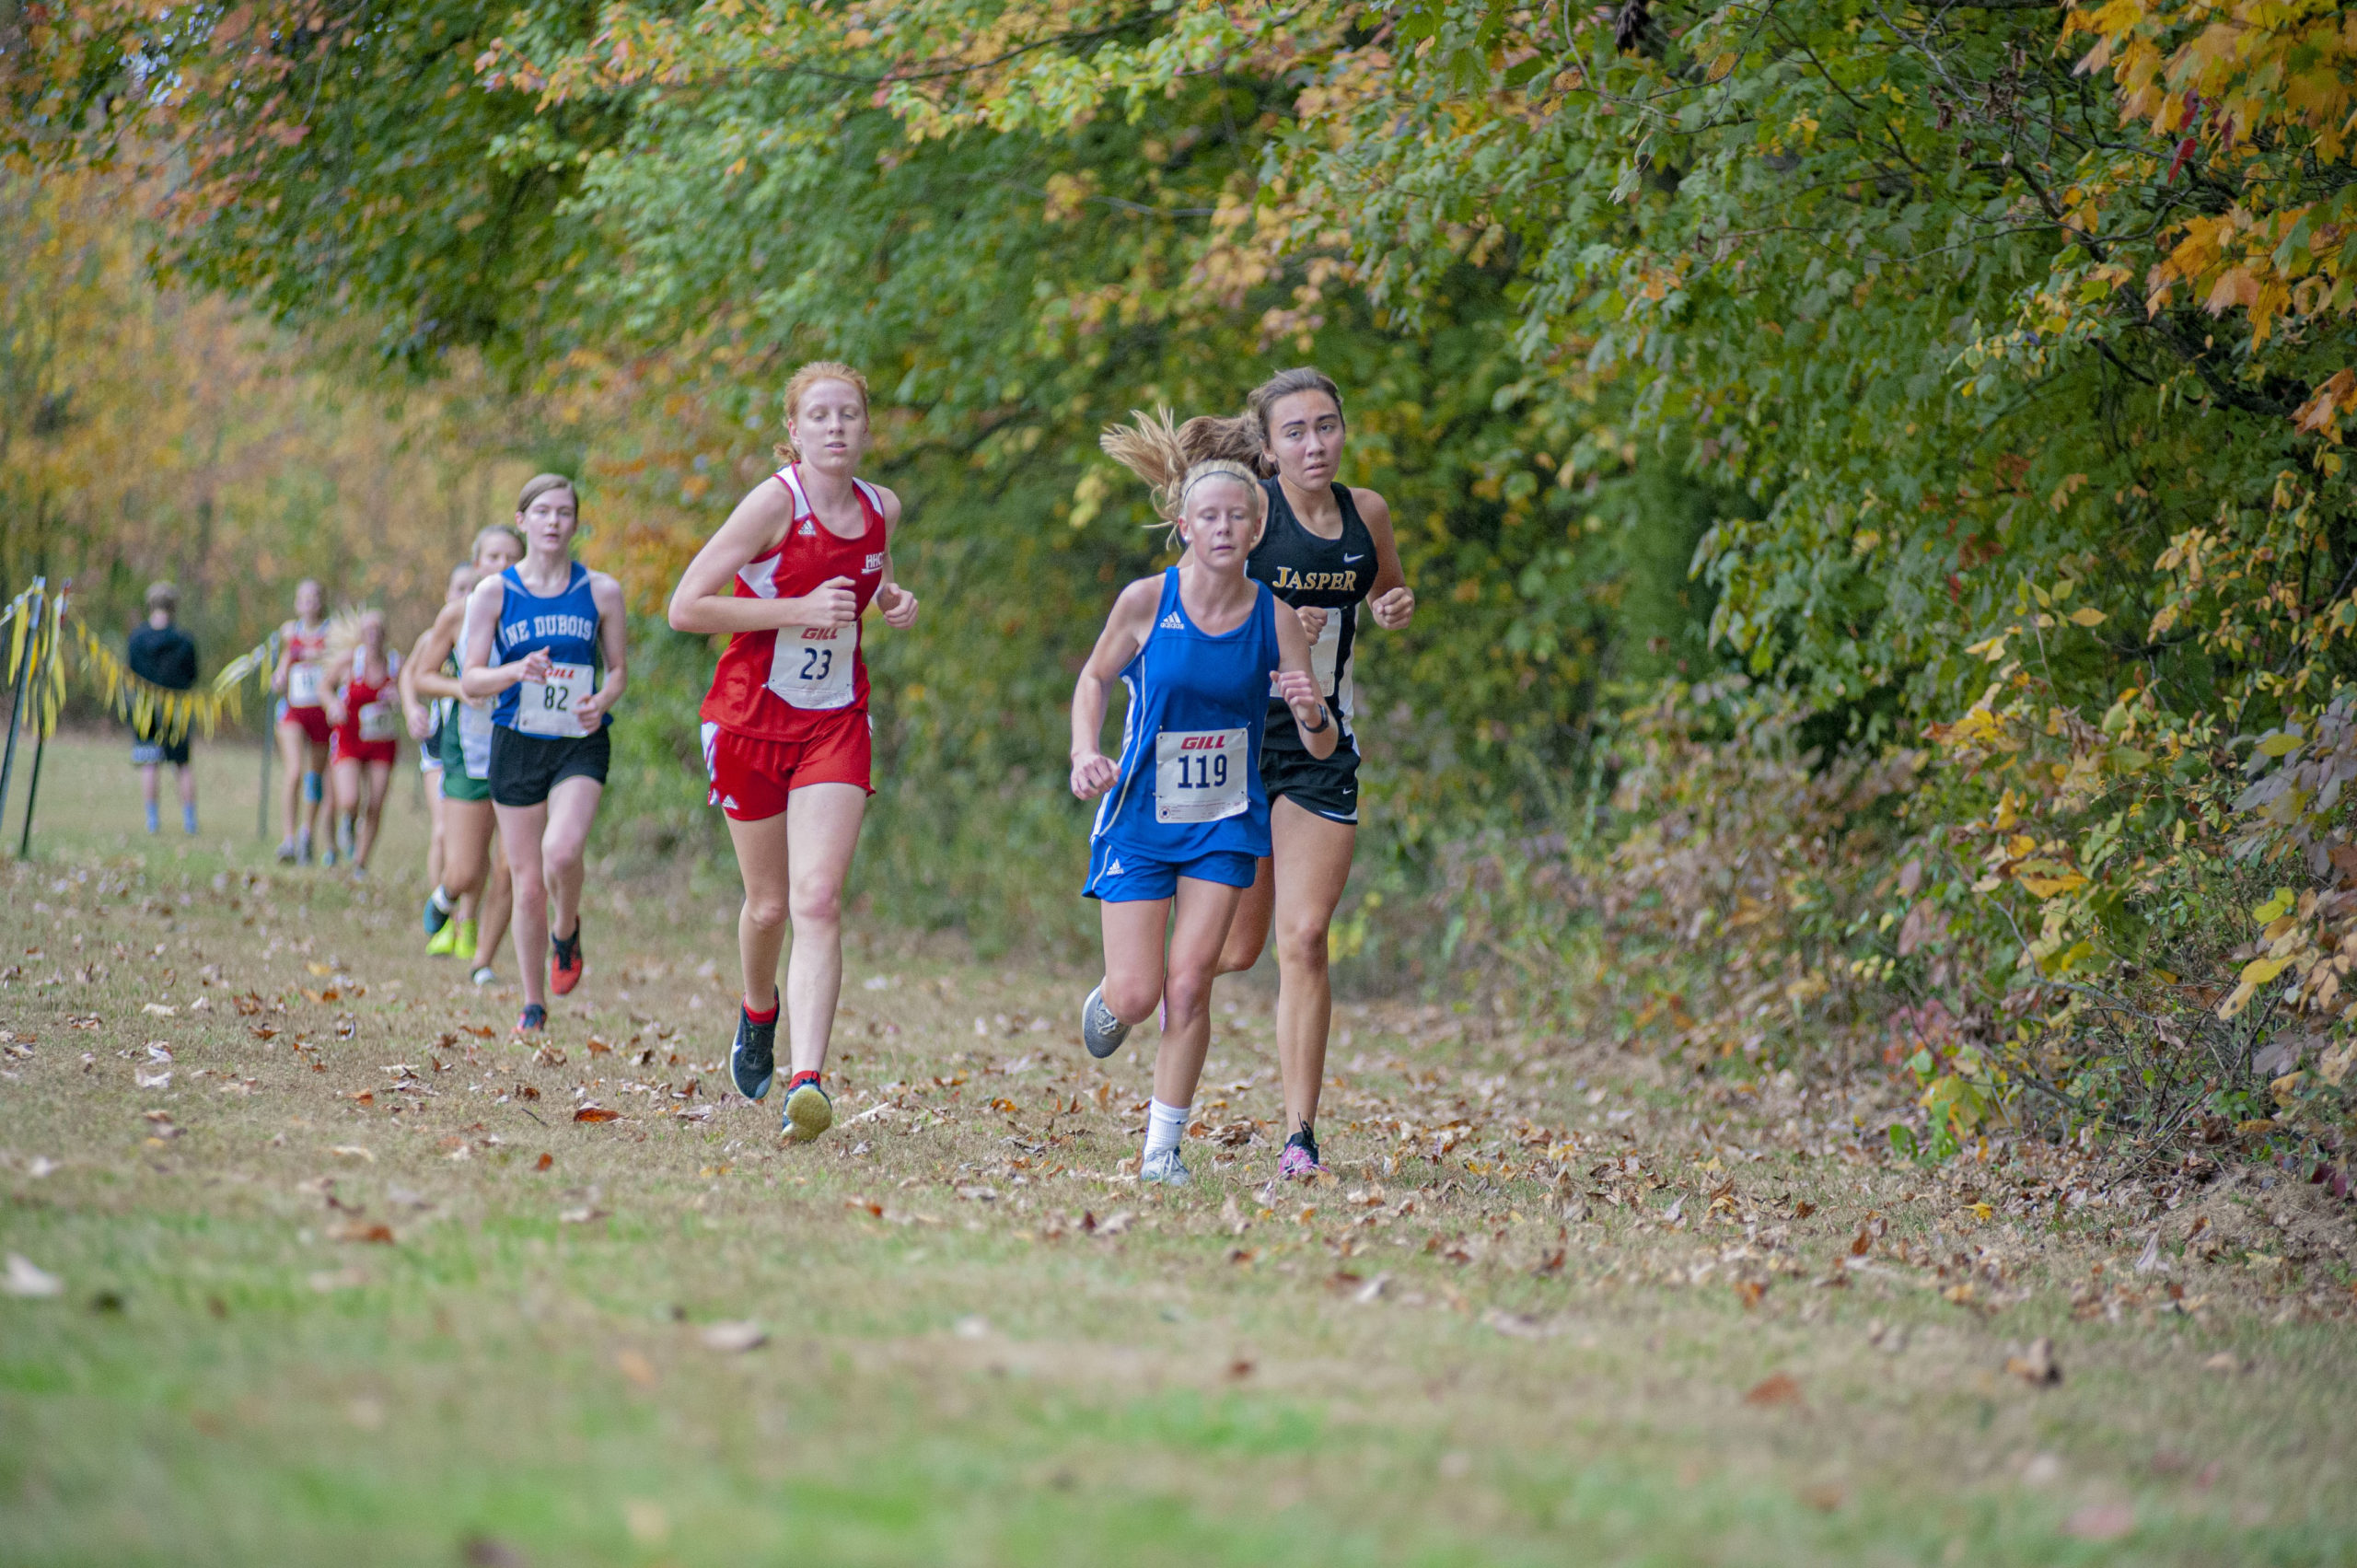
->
<box><xmin>1206</xmin><ymin>368</ymin><xmax>1415</xmax><ymax>1179</ymax></box>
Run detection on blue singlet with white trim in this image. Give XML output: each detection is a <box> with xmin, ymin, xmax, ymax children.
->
<box><xmin>491</xmin><ymin>563</ymin><xmax>609</xmax><ymax>732</ymax></box>
<box><xmin>1090</xmin><ymin>567</ymin><xmax>1281</xmax><ymax>864</ymax></box>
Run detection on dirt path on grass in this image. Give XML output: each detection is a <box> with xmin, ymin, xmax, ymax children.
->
<box><xmin>1</xmin><ymin>737</ymin><xmax>2352</xmax><ymax>1566</ymax></box>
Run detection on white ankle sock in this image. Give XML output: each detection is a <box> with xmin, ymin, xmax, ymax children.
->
<box><xmin>1144</xmin><ymin>1098</ymin><xmax>1190</xmax><ymax>1161</ymax></box>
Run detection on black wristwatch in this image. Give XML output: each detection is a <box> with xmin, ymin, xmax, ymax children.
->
<box><xmin>1302</xmin><ymin>704</ymin><xmax>1330</xmax><ymax>736</ymax></box>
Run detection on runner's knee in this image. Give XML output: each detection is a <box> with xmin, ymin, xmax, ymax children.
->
<box><xmin>742</xmin><ymin>891</ymin><xmax>790</xmax><ymax>933</ymax></box>
<box><xmin>1163</xmin><ymin>965</ymin><xmax>1217</xmax><ymax>1022</ymax></box>
<box><xmin>786</xmin><ymin>873</ymin><xmax>843</xmax><ymax>929</ymax></box>
<box><xmin>1103</xmin><ymin>973</ymin><xmax>1160</xmax><ymax>1023</ymax></box>
<box><xmin>1275</xmin><ymin>921</ymin><xmax>1330</xmax><ymax>973</ymax></box>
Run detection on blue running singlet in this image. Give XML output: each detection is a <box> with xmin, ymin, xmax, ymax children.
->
<box><xmin>492</xmin><ymin>563</ymin><xmax>609</xmax><ymax>735</ymax></box>
<box><xmin>1090</xmin><ymin>568</ymin><xmax>1282</xmax><ymax>865</ymax></box>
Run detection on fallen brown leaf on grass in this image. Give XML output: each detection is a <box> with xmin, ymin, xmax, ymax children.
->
<box><xmin>573</xmin><ymin>1107</ymin><xmax>620</xmax><ymax>1123</ymax></box>
<box><xmin>1733</xmin><ymin>1279</ymin><xmax>1766</xmax><ymax>1309</ymax></box>
<box><xmin>1797</xmin><ymin>1481</ymin><xmax>1844</xmax><ymax>1512</ymax></box>
<box><xmin>2005</xmin><ymin>1337</ymin><xmax>2061</xmax><ymax>1387</ymax></box>
<box><xmin>460</xmin><ymin>1024</ymin><xmax>495</xmax><ymax>1039</ymax></box>
<box><xmin>330</xmin><ymin>1221</ymin><xmax>396</xmax><ymax>1245</ymax></box>
<box><xmin>1744</xmin><ymin>1372</ymin><xmax>1804</xmax><ymax>1408</ymax></box>
<box><xmin>615</xmin><ymin>1349</ymin><xmax>658</xmax><ymax>1388</ymax></box>
<box><xmin>534</xmin><ymin>1153</ymin><xmax>553</xmax><ymax>1171</ymax></box>
<box><xmin>329</xmin><ymin>1145</ymin><xmax>375</xmax><ymax>1161</ymax></box>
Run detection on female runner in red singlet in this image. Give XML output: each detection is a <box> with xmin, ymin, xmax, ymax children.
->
<box><xmin>323</xmin><ymin>609</ymin><xmax>400</xmax><ymax>876</ymax></box>
<box><xmin>271</xmin><ymin>579</ymin><xmax>334</xmax><ymax>864</ymax></box>
<box><xmin>667</xmin><ymin>361</ymin><xmax>919</xmax><ymax>1144</ymax></box>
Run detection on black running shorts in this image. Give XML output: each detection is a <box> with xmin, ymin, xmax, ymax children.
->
<box><xmin>489</xmin><ymin>725</ymin><xmax>611</xmax><ymax>807</ymax></box>
<box><xmin>1260</xmin><ymin>740</ymin><xmax>1361</xmax><ymax>826</ymax></box>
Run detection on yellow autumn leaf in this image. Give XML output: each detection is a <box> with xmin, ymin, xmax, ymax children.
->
<box><xmin>2240</xmin><ymin>954</ymin><xmax>2294</xmax><ymax>987</ymax></box>
<box><xmin>2017</xmin><ymin>869</ymin><xmax>2088</xmax><ymax>900</ymax></box>
<box><xmin>2067</xmin><ymin>606</ymin><xmax>2107</xmax><ymax>627</ymax></box>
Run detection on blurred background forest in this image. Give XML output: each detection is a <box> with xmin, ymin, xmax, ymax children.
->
<box><xmin>6</xmin><ymin>0</ymin><xmax>2355</xmax><ymax>1164</ymax></box>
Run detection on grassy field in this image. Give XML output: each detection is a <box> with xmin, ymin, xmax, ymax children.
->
<box><xmin>2</xmin><ymin>732</ymin><xmax>2353</xmax><ymax>1566</ymax></box>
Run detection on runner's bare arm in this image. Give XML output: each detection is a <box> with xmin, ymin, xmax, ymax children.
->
<box><xmin>1271</xmin><ymin>603</ymin><xmax>1339</xmax><ymax>760</ymax></box>
<box><xmin>321</xmin><ymin>649</ymin><xmax>355</xmax><ymax>726</ymax></box>
<box><xmin>404</xmin><ymin>602</ymin><xmax>467</xmax><ymax>704</ymax></box>
<box><xmin>270</xmin><ymin>621</ymin><xmax>295</xmax><ymax>693</ymax></box>
<box><xmin>572</xmin><ymin>573</ymin><xmax>630</xmax><ymax>723</ymax></box>
<box><xmin>667</xmin><ymin>482</ymin><xmax>856</xmax><ymax>633</ymax></box>
<box><xmin>1068</xmin><ymin>577</ymin><xmax>1161</xmax><ymax>800</ymax></box>
<box><xmin>872</xmin><ymin>485</ymin><xmax>920</xmax><ymax>630</ymax></box>
<box><xmin>1355</xmin><ymin>488</ymin><xmax>1415</xmax><ymax>630</ymax></box>
<box><xmin>398</xmin><ymin>628</ymin><xmax>440</xmax><ymax>740</ymax></box>
<box><xmin>458</xmin><ymin>576</ymin><xmax>541</xmax><ymax>700</ymax></box>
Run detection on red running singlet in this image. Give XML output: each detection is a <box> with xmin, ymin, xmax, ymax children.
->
<box><xmin>698</xmin><ymin>466</ymin><xmax>890</xmax><ymax>744</ymax></box>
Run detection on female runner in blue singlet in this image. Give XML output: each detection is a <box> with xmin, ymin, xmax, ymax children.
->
<box><xmin>1071</xmin><ymin>412</ymin><xmax>1336</xmax><ymax>1186</ymax></box>
<box><xmin>459</xmin><ymin>475</ymin><xmax>629</xmax><ymax>1034</ymax></box>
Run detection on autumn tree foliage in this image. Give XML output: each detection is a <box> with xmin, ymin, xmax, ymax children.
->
<box><xmin>10</xmin><ymin>0</ymin><xmax>2357</xmax><ymax>1154</ymax></box>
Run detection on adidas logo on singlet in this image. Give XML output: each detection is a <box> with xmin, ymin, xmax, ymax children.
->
<box><xmin>798</xmin><ymin>521</ymin><xmax>816</xmax><ymax>536</ymax></box>
<box><xmin>1160</xmin><ymin>612</ymin><xmax>1183</xmax><ymax>630</ymax></box>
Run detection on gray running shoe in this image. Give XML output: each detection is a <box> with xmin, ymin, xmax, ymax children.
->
<box><xmin>1139</xmin><ymin>1148</ymin><xmax>1191</xmax><ymax>1187</ymax></box>
<box><xmin>470</xmin><ymin>966</ymin><xmax>498</xmax><ymax>987</ymax></box>
<box><xmin>1081</xmin><ymin>983</ymin><xmax>1131</xmax><ymax>1060</ymax></box>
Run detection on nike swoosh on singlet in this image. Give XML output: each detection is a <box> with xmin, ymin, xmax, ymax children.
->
<box><xmin>1342</xmin><ymin>553</ymin><xmax>1365</xmax><ymax>562</ymax></box>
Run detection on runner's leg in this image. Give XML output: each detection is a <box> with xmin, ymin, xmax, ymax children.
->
<box><xmin>140</xmin><ymin>761</ymin><xmax>161</xmax><ymax>832</ymax></box>
<box><xmin>355</xmin><ymin>760</ymin><xmax>392</xmax><ymax>868</ymax></box>
<box><xmin>1268</xmin><ymin>797</ymin><xmax>1355</xmax><ymax>1138</ymax></box>
<box><xmin>780</xmin><ymin>782</ymin><xmax>865</xmax><ymax>1075</ymax></box>
<box><xmin>274</xmin><ymin>719</ymin><xmax>308</xmax><ymax>848</ymax></box>
<box><xmin>540</xmin><ymin>773</ymin><xmax>601</xmax><ymax>948</ymax></box>
<box><xmin>1098</xmin><ymin>895</ymin><xmax>1170</xmax><ymax>1027</ymax></box>
<box><xmin>725</xmin><ymin>808</ymin><xmax>793</xmax><ymax>1016</ymax></box>
<box><xmin>304</xmin><ymin>738</ymin><xmax>333</xmax><ymax>849</ymax></box>
<box><xmin>473</xmin><ymin>840</ymin><xmax>513</xmax><ymax>972</ymax></box>
<box><xmin>424</xmin><ymin>770</ymin><xmax>447</xmax><ymax>890</ymax></box>
<box><xmin>1154</xmin><ymin>876</ymin><xmax>1246</xmax><ymax>1111</ymax></box>
<box><xmin>1214</xmin><ymin>857</ymin><xmax>1275</xmax><ymax>976</ymax></box>
<box><xmin>331</xmin><ymin>757</ymin><xmax>362</xmax><ymax>859</ymax></box>
<box><xmin>495</xmin><ymin>799</ymin><xmax>552</xmax><ymax>1009</ymax></box>
<box><xmin>177</xmin><ymin>761</ymin><xmax>196</xmax><ymax>833</ymax></box>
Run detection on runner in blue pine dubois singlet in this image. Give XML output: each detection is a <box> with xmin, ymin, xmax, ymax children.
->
<box><xmin>1084</xmin><ymin>566</ymin><xmax>1282</xmax><ymax>900</ymax></box>
<box><xmin>492</xmin><ymin>563</ymin><xmax>609</xmax><ymax>735</ymax></box>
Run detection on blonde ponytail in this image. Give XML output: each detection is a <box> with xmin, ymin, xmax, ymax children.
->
<box><xmin>1099</xmin><ymin>409</ymin><xmax>1267</xmax><ymax>543</ymax></box>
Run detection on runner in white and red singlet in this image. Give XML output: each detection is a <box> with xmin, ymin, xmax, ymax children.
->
<box><xmin>271</xmin><ymin>580</ymin><xmax>334</xmax><ymax>865</ymax></box>
<box><xmin>668</xmin><ymin>360</ymin><xmax>919</xmax><ymax>1144</ymax></box>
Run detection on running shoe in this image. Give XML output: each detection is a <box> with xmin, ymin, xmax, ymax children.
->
<box><xmin>423</xmin><ymin>888</ymin><xmax>454</xmax><ymax>936</ymax></box>
<box><xmin>319</xmin><ymin>841</ymin><xmax>336</xmax><ymax>869</ymax></box>
<box><xmin>1081</xmin><ymin>983</ymin><xmax>1130</xmax><ymax>1060</ymax></box>
<box><xmin>425</xmin><ymin>919</ymin><xmax>460</xmax><ymax>958</ymax></box>
<box><xmin>275</xmin><ymin>838</ymin><xmax>299</xmax><ymax>865</ymax></box>
<box><xmin>514</xmin><ymin>1003</ymin><xmax>547</xmax><ymax>1035</ymax></box>
<box><xmin>783</xmin><ymin>1075</ymin><xmax>832</xmax><ymax>1143</ymax></box>
<box><xmin>1279</xmin><ymin>1140</ymin><xmax>1327</xmax><ymax>1181</ymax></box>
<box><xmin>470</xmin><ymin>965</ymin><xmax>498</xmax><ymax>987</ymax></box>
<box><xmin>1139</xmin><ymin>1148</ymin><xmax>1191</xmax><ymax>1187</ymax></box>
<box><xmin>550</xmin><ymin>922</ymin><xmax>585</xmax><ymax>996</ymax></box>
<box><xmin>456</xmin><ymin>918</ymin><xmax>479</xmax><ymax>961</ymax></box>
<box><xmin>730</xmin><ymin>1005</ymin><xmax>778</xmax><ymax>1100</ymax></box>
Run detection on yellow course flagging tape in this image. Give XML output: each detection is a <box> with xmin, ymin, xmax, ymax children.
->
<box><xmin>1</xmin><ymin>583</ymin><xmax>277</xmax><ymax>743</ymax></box>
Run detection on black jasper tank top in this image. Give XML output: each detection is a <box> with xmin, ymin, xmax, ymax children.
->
<box><xmin>1248</xmin><ymin>478</ymin><xmax>1376</xmax><ymax>754</ymax></box>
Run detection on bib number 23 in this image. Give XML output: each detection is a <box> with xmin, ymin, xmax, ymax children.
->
<box><xmin>1155</xmin><ymin>727</ymin><xmax>1248</xmax><ymax>824</ymax></box>
<box><xmin>770</xmin><ymin>623</ymin><xmax>855</xmax><ymax>710</ymax></box>
<box><xmin>518</xmin><ymin>661</ymin><xmax>594</xmax><ymax>738</ymax></box>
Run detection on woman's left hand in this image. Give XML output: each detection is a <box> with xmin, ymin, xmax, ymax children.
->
<box><xmin>1370</xmin><ymin>586</ymin><xmax>1415</xmax><ymax>630</ymax></box>
<box><xmin>1274</xmin><ymin>668</ymin><xmax>1325</xmax><ymax>726</ymax></box>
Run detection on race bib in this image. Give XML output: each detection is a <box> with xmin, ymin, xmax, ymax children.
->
<box><xmin>286</xmin><ymin>661</ymin><xmax>323</xmax><ymax>709</ymax></box>
<box><xmin>517</xmin><ymin>661</ymin><xmax>594</xmax><ymax>738</ymax></box>
<box><xmin>357</xmin><ymin>700</ymin><xmax>397</xmax><ymax>743</ymax></box>
<box><xmin>1155</xmin><ymin>727</ymin><xmax>1248</xmax><ymax>824</ymax></box>
<box><xmin>768</xmin><ymin>623</ymin><xmax>856</xmax><ymax>710</ymax></box>
<box><xmin>1269</xmin><ymin>610</ymin><xmax>1347</xmax><ymax>712</ymax></box>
